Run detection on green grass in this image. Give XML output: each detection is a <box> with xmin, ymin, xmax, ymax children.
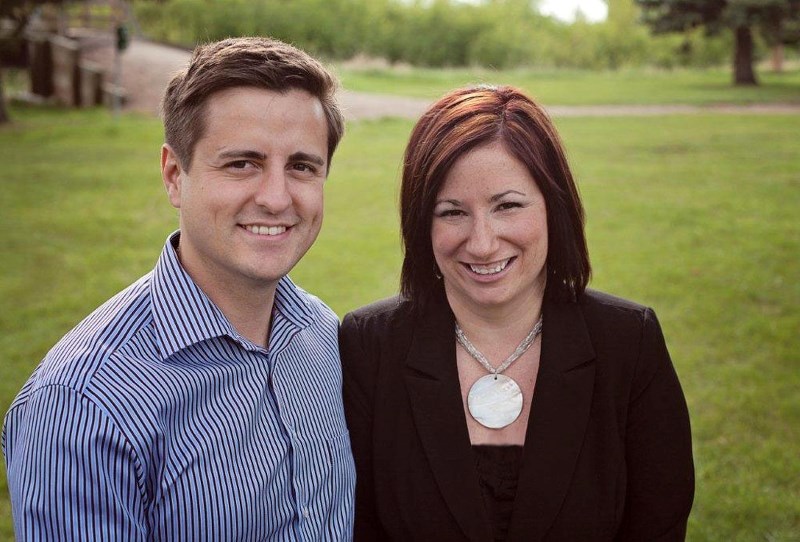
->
<box><xmin>1</xmin><ymin>103</ymin><xmax>798</xmax><ymax>541</ymax></box>
<box><xmin>566</xmin><ymin>115</ymin><xmax>800</xmax><ymax>541</ymax></box>
<box><xmin>336</xmin><ymin>65</ymin><xmax>800</xmax><ymax>105</ymax></box>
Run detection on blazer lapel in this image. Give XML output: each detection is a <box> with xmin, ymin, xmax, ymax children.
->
<box><xmin>507</xmin><ymin>298</ymin><xmax>596</xmax><ymax>541</ymax></box>
<box><xmin>404</xmin><ymin>296</ymin><xmax>493</xmax><ymax>542</ymax></box>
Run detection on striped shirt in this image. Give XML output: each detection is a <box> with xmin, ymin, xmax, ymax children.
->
<box><xmin>3</xmin><ymin>232</ymin><xmax>355</xmax><ymax>541</ymax></box>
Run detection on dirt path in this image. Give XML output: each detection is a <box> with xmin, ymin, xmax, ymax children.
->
<box><xmin>88</xmin><ymin>39</ymin><xmax>800</xmax><ymax>119</ymax></box>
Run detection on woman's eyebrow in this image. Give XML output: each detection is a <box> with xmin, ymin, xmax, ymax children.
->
<box><xmin>490</xmin><ymin>190</ymin><xmax>526</xmax><ymax>202</ymax></box>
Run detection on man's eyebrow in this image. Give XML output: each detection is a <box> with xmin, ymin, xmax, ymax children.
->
<box><xmin>490</xmin><ymin>190</ymin><xmax>526</xmax><ymax>202</ymax></box>
<box><xmin>216</xmin><ymin>149</ymin><xmax>325</xmax><ymax>167</ymax></box>
<box><xmin>290</xmin><ymin>151</ymin><xmax>325</xmax><ymax>167</ymax></box>
<box><xmin>218</xmin><ymin>149</ymin><xmax>266</xmax><ymax>161</ymax></box>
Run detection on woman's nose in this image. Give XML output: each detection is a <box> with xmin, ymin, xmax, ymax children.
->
<box><xmin>465</xmin><ymin>216</ymin><xmax>499</xmax><ymax>257</ymax></box>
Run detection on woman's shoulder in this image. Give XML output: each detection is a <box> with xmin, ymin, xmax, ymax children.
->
<box><xmin>578</xmin><ymin>289</ymin><xmax>653</xmax><ymax>318</ymax></box>
<box><xmin>345</xmin><ymin>295</ymin><xmax>408</xmax><ymax>317</ymax></box>
<box><xmin>573</xmin><ymin>289</ymin><xmax>662</xmax><ymax>341</ymax></box>
<box><xmin>341</xmin><ymin>295</ymin><xmax>415</xmax><ymax>335</ymax></box>
<box><xmin>339</xmin><ymin>296</ymin><xmax>418</xmax><ymax>367</ymax></box>
<box><xmin>343</xmin><ymin>295</ymin><xmax>411</xmax><ymax>321</ymax></box>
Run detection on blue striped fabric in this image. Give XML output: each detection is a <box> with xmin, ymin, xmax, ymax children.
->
<box><xmin>3</xmin><ymin>232</ymin><xmax>355</xmax><ymax>541</ymax></box>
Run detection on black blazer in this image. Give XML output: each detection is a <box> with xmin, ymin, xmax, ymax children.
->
<box><xmin>340</xmin><ymin>289</ymin><xmax>694</xmax><ymax>541</ymax></box>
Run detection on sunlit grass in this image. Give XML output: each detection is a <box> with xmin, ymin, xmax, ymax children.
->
<box><xmin>1</xmin><ymin>103</ymin><xmax>798</xmax><ymax>541</ymax></box>
<box><xmin>335</xmin><ymin>65</ymin><xmax>800</xmax><ymax>105</ymax></box>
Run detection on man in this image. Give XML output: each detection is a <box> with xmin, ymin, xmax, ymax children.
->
<box><xmin>3</xmin><ymin>37</ymin><xmax>354</xmax><ymax>540</ymax></box>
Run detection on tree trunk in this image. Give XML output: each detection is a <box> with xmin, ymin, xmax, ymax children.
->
<box><xmin>0</xmin><ymin>69</ymin><xmax>10</xmax><ymax>124</ymax></box>
<box><xmin>733</xmin><ymin>25</ymin><xmax>758</xmax><ymax>86</ymax></box>
<box><xmin>771</xmin><ymin>43</ymin><xmax>784</xmax><ymax>73</ymax></box>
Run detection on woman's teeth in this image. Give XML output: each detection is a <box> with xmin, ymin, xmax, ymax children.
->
<box><xmin>469</xmin><ymin>258</ymin><xmax>510</xmax><ymax>275</ymax></box>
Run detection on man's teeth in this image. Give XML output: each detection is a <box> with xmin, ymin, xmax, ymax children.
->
<box><xmin>469</xmin><ymin>259</ymin><xmax>510</xmax><ymax>275</ymax></box>
<box><xmin>245</xmin><ymin>225</ymin><xmax>287</xmax><ymax>236</ymax></box>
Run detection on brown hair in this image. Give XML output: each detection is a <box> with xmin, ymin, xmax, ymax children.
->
<box><xmin>400</xmin><ymin>85</ymin><xmax>590</xmax><ymax>310</ymax></box>
<box><xmin>160</xmin><ymin>37</ymin><xmax>344</xmax><ymax>171</ymax></box>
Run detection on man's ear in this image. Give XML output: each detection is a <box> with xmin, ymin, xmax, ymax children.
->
<box><xmin>161</xmin><ymin>144</ymin><xmax>184</xmax><ymax>209</ymax></box>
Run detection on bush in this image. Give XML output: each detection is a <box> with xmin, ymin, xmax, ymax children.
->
<box><xmin>133</xmin><ymin>0</ymin><xmax>735</xmax><ymax>70</ymax></box>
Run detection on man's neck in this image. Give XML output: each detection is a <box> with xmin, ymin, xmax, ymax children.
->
<box><xmin>211</xmin><ymin>284</ymin><xmax>278</xmax><ymax>348</ymax></box>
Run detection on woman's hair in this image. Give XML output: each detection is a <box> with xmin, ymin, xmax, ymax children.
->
<box><xmin>400</xmin><ymin>85</ymin><xmax>590</xmax><ymax>310</ymax></box>
<box><xmin>160</xmin><ymin>37</ymin><xmax>344</xmax><ymax>172</ymax></box>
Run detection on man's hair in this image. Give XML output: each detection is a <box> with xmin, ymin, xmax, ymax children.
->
<box><xmin>161</xmin><ymin>37</ymin><xmax>344</xmax><ymax>171</ymax></box>
<box><xmin>400</xmin><ymin>85</ymin><xmax>591</xmax><ymax>311</ymax></box>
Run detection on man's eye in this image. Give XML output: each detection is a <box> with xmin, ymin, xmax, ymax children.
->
<box><xmin>227</xmin><ymin>160</ymin><xmax>250</xmax><ymax>169</ymax></box>
<box><xmin>293</xmin><ymin>163</ymin><xmax>316</xmax><ymax>173</ymax></box>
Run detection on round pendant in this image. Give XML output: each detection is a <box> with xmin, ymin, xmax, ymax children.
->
<box><xmin>467</xmin><ymin>374</ymin><xmax>523</xmax><ymax>429</ymax></box>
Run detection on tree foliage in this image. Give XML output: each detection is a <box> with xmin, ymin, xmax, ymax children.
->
<box><xmin>134</xmin><ymin>0</ymin><xmax>738</xmax><ymax>70</ymax></box>
<box><xmin>1</xmin><ymin>0</ymin><xmax>66</xmax><ymax>55</ymax></box>
<box><xmin>636</xmin><ymin>0</ymin><xmax>800</xmax><ymax>85</ymax></box>
<box><xmin>1</xmin><ymin>0</ymin><xmax>67</xmax><ymax>123</ymax></box>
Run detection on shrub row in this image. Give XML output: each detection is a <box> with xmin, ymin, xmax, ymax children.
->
<box><xmin>134</xmin><ymin>0</ymin><xmax>737</xmax><ymax>70</ymax></box>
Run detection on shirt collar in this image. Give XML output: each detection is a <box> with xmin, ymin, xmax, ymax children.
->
<box><xmin>151</xmin><ymin>231</ymin><xmax>314</xmax><ymax>359</ymax></box>
<box><xmin>273</xmin><ymin>272</ymin><xmax>315</xmax><ymax>330</ymax></box>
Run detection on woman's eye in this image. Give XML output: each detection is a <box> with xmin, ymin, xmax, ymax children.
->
<box><xmin>436</xmin><ymin>209</ymin><xmax>465</xmax><ymax>218</ymax></box>
<box><xmin>497</xmin><ymin>201</ymin><xmax>522</xmax><ymax>211</ymax></box>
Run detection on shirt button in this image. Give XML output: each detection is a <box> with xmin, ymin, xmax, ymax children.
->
<box><xmin>302</xmin><ymin>506</ymin><xmax>310</xmax><ymax>519</ymax></box>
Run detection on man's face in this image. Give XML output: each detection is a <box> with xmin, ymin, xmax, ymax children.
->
<box><xmin>161</xmin><ymin>87</ymin><xmax>329</xmax><ymax>300</ymax></box>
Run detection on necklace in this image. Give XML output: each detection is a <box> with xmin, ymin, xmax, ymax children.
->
<box><xmin>455</xmin><ymin>315</ymin><xmax>543</xmax><ymax>429</ymax></box>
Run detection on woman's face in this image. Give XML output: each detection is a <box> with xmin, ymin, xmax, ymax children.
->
<box><xmin>431</xmin><ymin>141</ymin><xmax>548</xmax><ymax>314</ymax></box>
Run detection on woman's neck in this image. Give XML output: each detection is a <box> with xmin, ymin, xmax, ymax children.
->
<box><xmin>446</xmin><ymin>288</ymin><xmax>544</xmax><ymax>347</ymax></box>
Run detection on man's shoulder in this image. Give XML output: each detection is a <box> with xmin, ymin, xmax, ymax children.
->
<box><xmin>288</xmin><ymin>282</ymin><xmax>340</xmax><ymax>327</ymax></box>
<box><xmin>22</xmin><ymin>274</ymin><xmax>155</xmax><ymax>395</ymax></box>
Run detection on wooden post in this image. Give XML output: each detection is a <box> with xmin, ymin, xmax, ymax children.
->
<box><xmin>27</xmin><ymin>33</ymin><xmax>54</xmax><ymax>98</ymax></box>
<box><xmin>80</xmin><ymin>61</ymin><xmax>104</xmax><ymax>106</ymax></box>
<box><xmin>50</xmin><ymin>35</ymin><xmax>82</xmax><ymax>106</ymax></box>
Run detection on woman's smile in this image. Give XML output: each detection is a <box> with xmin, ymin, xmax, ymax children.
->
<box><xmin>463</xmin><ymin>256</ymin><xmax>516</xmax><ymax>277</ymax></box>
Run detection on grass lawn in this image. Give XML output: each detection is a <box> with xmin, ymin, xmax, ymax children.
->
<box><xmin>1</xmin><ymin>103</ymin><xmax>798</xmax><ymax>541</ymax></box>
<box><xmin>336</xmin><ymin>65</ymin><xmax>800</xmax><ymax>106</ymax></box>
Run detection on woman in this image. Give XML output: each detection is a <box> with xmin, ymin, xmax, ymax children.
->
<box><xmin>340</xmin><ymin>85</ymin><xmax>694</xmax><ymax>541</ymax></box>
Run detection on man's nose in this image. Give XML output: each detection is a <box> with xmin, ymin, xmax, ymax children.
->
<box><xmin>254</xmin><ymin>168</ymin><xmax>292</xmax><ymax>213</ymax></box>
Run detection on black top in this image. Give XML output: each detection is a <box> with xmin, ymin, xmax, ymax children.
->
<box><xmin>473</xmin><ymin>445</ymin><xmax>525</xmax><ymax>542</ymax></box>
<box><xmin>340</xmin><ymin>290</ymin><xmax>694</xmax><ymax>541</ymax></box>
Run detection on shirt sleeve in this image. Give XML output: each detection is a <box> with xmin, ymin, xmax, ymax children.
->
<box><xmin>3</xmin><ymin>385</ymin><xmax>148</xmax><ymax>541</ymax></box>
<box><xmin>617</xmin><ymin>308</ymin><xmax>695</xmax><ymax>541</ymax></box>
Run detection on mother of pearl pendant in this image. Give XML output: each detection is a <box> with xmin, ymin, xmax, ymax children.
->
<box><xmin>467</xmin><ymin>374</ymin><xmax>523</xmax><ymax>429</ymax></box>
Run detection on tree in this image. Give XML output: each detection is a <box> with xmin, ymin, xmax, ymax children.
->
<box><xmin>636</xmin><ymin>0</ymin><xmax>800</xmax><ymax>85</ymax></box>
<box><xmin>0</xmin><ymin>0</ymin><xmax>66</xmax><ymax>123</ymax></box>
<box><xmin>0</xmin><ymin>69</ymin><xmax>8</xmax><ymax>123</ymax></box>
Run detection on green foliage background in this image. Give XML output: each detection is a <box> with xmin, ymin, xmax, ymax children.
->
<box><xmin>133</xmin><ymin>0</ymin><xmax>743</xmax><ymax>70</ymax></box>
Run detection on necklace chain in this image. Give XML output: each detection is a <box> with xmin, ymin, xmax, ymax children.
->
<box><xmin>455</xmin><ymin>315</ymin><xmax>543</xmax><ymax>376</ymax></box>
